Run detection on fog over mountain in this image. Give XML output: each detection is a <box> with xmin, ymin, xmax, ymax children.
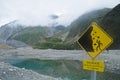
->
<box><xmin>0</xmin><ymin>4</ymin><xmax>120</xmax><ymax>49</ymax></box>
<box><xmin>0</xmin><ymin>0</ymin><xmax>119</xmax><ymax>27</ymax></box>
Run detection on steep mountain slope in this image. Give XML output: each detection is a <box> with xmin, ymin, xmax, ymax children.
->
<box><xmin>1</xmin><ymin>4</ymin><xmax>120</xmax><ymax>49</ymax></box>
<box><xmin>66</xmin><ymin>8</ymin><xmax>111</xmax><ymax>43</ymax></box>
<box><xmin>0</xmin><ymin>20</ymin><xmax>23</xmax><ymax>42</ymax></box>
<box><xmin>12</xmin><ymin>25</ymin><xmax>66</xmax><ymax>48</ymax></box>
<box><xmin>41</xmin><ymin>8</ymin><xmax>111</xmax><ymax>49</ymax></box>
<box><xmin>65</xmin><ymin>4</ymin><xmax>120</xmax><ymax>49</ymax></box>
<box><xmin>3</xmin><ymin>8</ymin><xmax>111</xmax><ymax>49</ymax></box>
<box><xmin>100</xmin><ymin>4</ymin><xmax>120</xmax><ymax>49</ymax></box>
<box><xmin>13</xmin><ymin>26</ymin><xmax>49</xmax><ymax>45</ymax></box>
<box><xmin>0</xmin><ymin>21</ymin><xmax>28</xmax><ymax>48</ymax></box>
<box><xmin>0</xmin><ymin>20</ymin><xmax>67</xmax><ymax>49</ymax></box>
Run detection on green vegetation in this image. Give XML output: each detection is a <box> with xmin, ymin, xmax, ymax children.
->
<box><xmin>13</xmin><ymin>27</ymin><xmax>48</xmax><ymax>45</ymax></box>
<box><xmin>66</xmin><ymin>4</ymin><xmax>120</xmax><ymax>49</ymax></box>
<box><xmin>33</xmin><ymin>37</ymin><xmax>80</xmax><ymax>50</ymax></box>
<box><xmin>12</xmin><ymin>4</ymin><xmax>120</xmax><ymax>49</ymax></box>
<box><xmin>66</xmin><ymin>8</ymin><xmax>111</xmax><ymax>41</ymax></box>
<box><xmin>13</xmin><ymin>7</ymin><xmax>110</xmax><ymax>50</ymax></box>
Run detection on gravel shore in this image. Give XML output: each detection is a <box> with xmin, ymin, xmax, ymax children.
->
<box><xmin>0</xmin><ymin>62</ymin><xmax>62</xmax><ymax>80</ymax></box>
<box><xmin>0</xmin><ymin>47</ymin><xmax>120</xmax><ymax>79</ymax></box>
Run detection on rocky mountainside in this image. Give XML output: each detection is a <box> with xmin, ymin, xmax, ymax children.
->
<box><xmin>0</xmin><ymin>20</ymin><xmax>23</xmax><ymax>41</ymax></box>
<box><xmin>65</xmin><ymin>8</ymin><xmax>111</xmax><ymax>42</ymax></box>
<box><xmin>0</xmin><ymin>21</ymin><xmax>66</xmax><ymax>48</ymax></box>
<box><xmin>1</xmin><ymin>4</ymin><xmax>120</xmax><ymax>49</ymax></box>
<box><xmin>12</xmin><ymin>25</ymin><xmax>66</xmax><ymax>46</ymax></box>
<box><xmin>100</xmin><ymin>4</ymin><xmax>120</xmax><ymax>49</ymax></box>
<box><xmin>64</xmin><ymin>4</ymin><xmax>120</xmax><ymax>49</ymax></box>
<box><xmin>0</xmin><ymin>21</ymin><xmax>28</xmax><ymax>48</ymax></box>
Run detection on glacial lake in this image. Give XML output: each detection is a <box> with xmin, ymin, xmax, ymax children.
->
<box><xmin>8</xmin><ymin>59</ymin><xmax>120</xmax><ymax>80</ymax></box>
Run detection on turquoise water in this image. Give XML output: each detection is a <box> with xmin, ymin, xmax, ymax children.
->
<box><xmin>10</xmin><ymin>59</ymin><xmax>120</xmax><ymax>80</ymax></box>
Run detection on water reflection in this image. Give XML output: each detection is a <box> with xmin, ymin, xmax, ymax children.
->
<box><xmin>9</xmin><ymin>59</ymin><xmax>120</xmax><ymax>80</ymax></box>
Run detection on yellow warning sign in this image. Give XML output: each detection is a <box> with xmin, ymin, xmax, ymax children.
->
<box><xmin>83</xmin><ymin>60</ymin><xmax>104</xmax><ymax>72</ymax></box>
<box><xmin>77</xmin><ymin>22</ymin><xmax>113</xmax><ymax>59</ymax></box>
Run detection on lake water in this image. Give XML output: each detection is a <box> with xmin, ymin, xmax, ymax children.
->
<box><xmin>9</xmin><ymin>59</ymin><xmax>120</xmax><ymax>80</ymax></box>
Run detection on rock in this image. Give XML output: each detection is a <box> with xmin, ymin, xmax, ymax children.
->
<box><xmin>0</xmin><ymin>62</ymin><xmax>62</xmax><ymax>80</ymax></box>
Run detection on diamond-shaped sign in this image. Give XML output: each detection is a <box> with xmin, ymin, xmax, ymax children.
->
<box><xmin>77</xmin><ymin>22</ymin><xmax>113</xmax><ymax>59</ymax></box>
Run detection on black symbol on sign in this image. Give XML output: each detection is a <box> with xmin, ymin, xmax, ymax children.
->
<box><xmin>92</xmin><ymin>32</ymin><xmax>103</xmax><ymax>51</ymax></box>
<box><xmin>78</xmin><ymin>26</ymin><xmax>94</xmax><ymax>52</ymax></box>
<box><xmin>95</xmin><ymin>36</ymin><xmax>103</xmax><ymax>51</ymax></box>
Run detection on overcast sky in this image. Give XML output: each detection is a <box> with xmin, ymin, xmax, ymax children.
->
<box><xmin>0</xmin><ymin>0</ymin><xmax>119</xmax><ymax>27</ymax></box>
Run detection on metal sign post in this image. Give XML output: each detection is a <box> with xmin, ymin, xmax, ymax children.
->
<box><xmin>91</xmin><ymin>70</ymin><xmax>96</xmax><ymax>80</ymax></box>
<box><xmin>77</xmin><ymin>22</ymin><xmax>113</xmax><ymax>80</ymax></box>
<box><xmin>91</xmin><ymin>58</ymin><xmax>96</xmax><ymax>80</ymax></box>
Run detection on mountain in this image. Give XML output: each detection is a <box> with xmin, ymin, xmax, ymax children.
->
<box><xmin>65</xmin><ymin>4</ymin><xmax>120</xmax><ymax>49</ymax></box>
<box><xmin>0</xmin><ymin>20</ymin><xmax>67</xmax><ymax>49</ymax></box>
<box><xmin>0</xmin><ymin>20</ymin><xmax>23</xmax><ymax>42</ymax></box>
<box><xmin>0</xmin><ymin>8</ymin><xmax>112</xmax><ymax>49</ymax></box>
<box><xmin>1</xmin><ymin>4</ymin><xmax>120</xmax><ymax>49</ymax></box>
<box><xmin>65</xmin><ymin>8</ymin><xmax>111</xmax><ymax>43</ymax></box>
<box><xmin>100</xmin><ymin>4</ymin><xmax>120</xmax><ymax>49</ymax></box>
<box><xmin>40</xmin><ymin>8</ymin><xmax>112</xmax><ymax>49</ymax></box>
<box><xmin>11</xmin><ymin>25</ymin><xmax>65</xmax><ymax>46</ymax></box>
<box><xmin>0</xmin><ymin>21</ymin><xmax>29</xmax><ymax>48</ymax></box>
<box><xmin>12</xmin><ymin>26</ymin><xmax>50</xmax><ymax>45</ymax></box>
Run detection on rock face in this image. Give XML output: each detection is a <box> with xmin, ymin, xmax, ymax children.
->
<box><xmin>100</xmin><ymin>4</ymin><xmax>120</xmax><ymax>49</ymax></box>
<box><xmin>0</xmin><ymin>62</ymin><xmax>62</xmax><ymax>80</ymax></box>
<box><xmin>65</xmin><ymin>8</ymin><xmax>111</xmax><ymax>43</ymax></box>
<box><xmin>0</xmin><ymin>20</ymin><xmax>23</xmax><ymax>41</ymax></box>
<box><xmin>0</xmin><ymin>21</ymin><xmax>29</xmax><ymax>48</ymax></box>
<box><xmin>0</xmin><ymin>20</ymin><xmax>66</xmax><ymax>49</ymax></box>
<box><xmin>101</xmin><ymin>4</ymin><xmax>120</xmax><ymax>26</ymax></box>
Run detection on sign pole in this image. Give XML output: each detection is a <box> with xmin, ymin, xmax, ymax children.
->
<box><xmin>91</xmin><ymin>70</ymin><xmax>96</xmax><ymax>80</ymax></box>
<box><xmin>91</xmin><ymin>58</ymin><xmax>96</xmax><ymax>80</ymax></box>
<box><xmin>77</xmin><ymin>22</ymin><xmax>113</xmax><ymax>80</ymax></box>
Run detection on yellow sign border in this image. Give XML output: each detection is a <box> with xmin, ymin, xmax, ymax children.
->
<box><xmin>77</xmin><ymin>22</ymin><xmax>113</xmax><ymax>59</ymax></box>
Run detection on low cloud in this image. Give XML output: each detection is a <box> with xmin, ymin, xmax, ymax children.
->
<box><xmin>0</xmin><ymin>0</ymin><xmax>119</xmax><ymax>26</ymax></box>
